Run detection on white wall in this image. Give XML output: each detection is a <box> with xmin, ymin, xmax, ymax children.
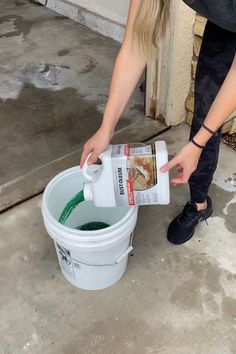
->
<box><xmin>69</xmin><ymin>0</ymin><xmax>129</xmax><ymax>25</ymax></box>
<box><xmin>45</xmin><ymin>0</ymin><xmax>129</xmax><ymax>41</ymax></box>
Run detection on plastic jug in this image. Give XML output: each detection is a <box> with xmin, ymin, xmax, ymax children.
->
<box><xmin>83</xmin><ymin>141</ymin><xmax>170</xmax><ymax>207</ymax></box>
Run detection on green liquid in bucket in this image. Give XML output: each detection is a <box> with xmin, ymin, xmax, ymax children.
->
<box><xmin>77</xmin><ymin>221</ymin><xmax>110</xmax><ymax>231</ymax></box>
<box><xmin>58</xmin><ymin>190</ymin><xmax>110</xmax><ymax>231</ymax></box>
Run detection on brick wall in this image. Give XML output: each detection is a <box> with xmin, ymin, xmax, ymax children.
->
<box><xmin>185</xmin><ymin>15</ymin><xmax>236</xmax><ymax>134</ymax></box>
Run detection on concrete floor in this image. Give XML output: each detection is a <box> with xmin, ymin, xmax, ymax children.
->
<box><xmin>1</xmin><ymin>125</ymin><xmax>236</xmax><ymax>354</ymax></box>
<box><xmin>0</xmin><ymin>0</ymin><xmax>149</xmax><ymax>210</ymax></box>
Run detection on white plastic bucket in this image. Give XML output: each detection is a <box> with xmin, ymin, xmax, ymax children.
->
<box><xmin>41</xmin><ymin>166</ymin><xmax>139</xmax><ymax>290</ymax></box>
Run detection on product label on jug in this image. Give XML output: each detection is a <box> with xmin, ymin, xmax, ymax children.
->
<box><xmin>111</xmin><ymin>143</ymin><xmax>158</xmax><ymax>206</ymax></box>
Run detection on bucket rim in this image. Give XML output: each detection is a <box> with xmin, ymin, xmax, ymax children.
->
<box><xmin>42</xmin><ymin>166</ymin><xmax>138</xmax><ymax>239</ymax></box>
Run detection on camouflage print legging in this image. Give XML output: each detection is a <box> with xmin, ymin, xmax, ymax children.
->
<box><xmin>189</xmin><ymin>21</ymin><xmax>236</xmax><ymax>203</ymax></box>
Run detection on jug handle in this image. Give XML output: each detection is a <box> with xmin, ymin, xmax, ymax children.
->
<box><xmin>82</xmin><ymin>153</ymin><xmax>94</xmax><ymax>181</ymax></box>
<box><xmin>82</xmin><ymin>153</ymin><xmax>102</xmax><ymax>181</ymax></box>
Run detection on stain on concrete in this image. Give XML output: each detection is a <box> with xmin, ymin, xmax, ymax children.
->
<box><xmin>23</xmin><ymin>63</ymin><xmax>70</xmax><ymax>88</ymax></box>
<box><xmin>202</xmin><ymin>292</ymin><xmax>220</xmax><ymax>314</ymax></box>
<box><xmin>226</xmin><ymin>273</ymin><xmax>234</xmax><ymax>281</ymax></box>
<box><xmin>172</xmin><ymin>252</ymin><xmax>181</xmax><ymax>264</ymax></box>
<box><xmin>14</xmin><ymin>0</ymin><xmax>26</xmax><ymax>7</ymax></box>
<box><xmin>224</xmin><ymin>202</ymin><xmax>236</xmax><ymax>234</ymax></box>
<box><xmin>78</xmin><ymin>56</ymin><xmax>97</xmax><ymax>74</ymax></box>
<box><xmin>204</xmin><ymin>262</ymin><xmax>222</xmax><ymax>293</ymax></box>
<box><xmin>130</xmin><ymin>104</ymin><xmax>145</xmax><ymax>114</ymax></box>
<box><xmin>225</xmin><ymin>173</ymin><xmax>236</xmax><ymax>188</ymax></box>
<box><xmin>209</xmin><ymin>183</ymin><xmax>236</xmax><ymax>233</ymax></box>
<box><xmin>54</xmin><ymin>15</ymin><xmax>68</xmax><ymax>20</ymax></box>
<box><xmin>232</xmin><ymin>176</ymin><xmax>236</xmax><ymax>188</ymax></box>
<box><xmin>78</xmin><ymin>316</ymin><xmax>167</xmax><ymax>354</ymax></box>
<box><xmin>0</xmin><ymin>15</ymin><xmax>32</xmax><ymax>38</ymax></box>
<box><xmin>40</xmin><ymin>63</ymin><xmax>50</xmax><ymax>73</ymax></box>
<box><xmin>222</xmin><ymin>296</ymin><xmax>236</xmax><ymax>320</ymax></box>
<box><xmin>0</xmin><ymin>83</ymin><xmax>103</xmax><ymax>185</ymax></box>
<box><xmin>57</xmin><ymin>49</ymin><xmax>70</xmax><ymax>57</ymax></box>
<box><xmin>162</xmin><ymin>136</ymin><xmax>175</xmax><ymax>145</ymax></box>
<box><xmin>187</xmin><ymin>257</ymin><xmax>205</xmax><ymax>278</ymax></box>
<box><xmin>0</xmin><ymin>84</ymin><xmax>131</xmax><ymax>188</ymax></box>
<box><xmin>170</xmin><ymin>279</ymin><xmax>202</xmax><ymax>311</ymax></box>
<box><xmin>187</xmin><ymin>257</ymin><xmax>223</xmax><ymax>295</ymax></box>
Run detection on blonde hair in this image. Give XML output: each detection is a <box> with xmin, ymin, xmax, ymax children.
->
<box><xmin>133</xmin><ymin>0</ymin><xmax>170</xmax><ymax>60</ymax></box>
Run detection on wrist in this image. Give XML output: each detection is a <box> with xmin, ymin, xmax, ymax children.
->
<box><xmin>190</xmin><ymin>137</ymin><xmax>205</xmax><ymax>150</ymax></box>
<box><xmin>100</xmin><ymin>121</ymin><xmax>115</xmax><ymax>138</ymax></box>
<box><xmin>186</xmin><ymin>139</ymin><xmax>203</xmax><ymax>157</ymax></box>
<box><xmin>193</xmin><ymin>127</ymin><xmax>212</xmax><ymax>146</ymax></box>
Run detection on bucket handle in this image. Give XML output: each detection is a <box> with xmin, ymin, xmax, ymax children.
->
<box><xmin>72</xmin><ymin>232</ymin><xmax>134</xmax><ymax>267</ymax></box>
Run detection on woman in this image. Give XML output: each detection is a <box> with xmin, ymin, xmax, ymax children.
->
<box><xmin>80</xmin><ymin>0</ymin><xmax>236</xmax><ymax>245</ymax></box>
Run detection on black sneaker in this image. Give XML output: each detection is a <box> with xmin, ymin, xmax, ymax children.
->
<box><xmin>167</xmin><ymin>196</ymin><xmax>213</xmax><ymax>245</ymax></box>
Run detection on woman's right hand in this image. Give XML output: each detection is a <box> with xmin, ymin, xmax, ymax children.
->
<box><xmin>80</xmin><ymin>125</ymin><xmax>114</xmax><ymax>167</ymax></box>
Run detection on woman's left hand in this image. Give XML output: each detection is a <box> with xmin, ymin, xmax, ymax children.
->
<box><xmin>160</xmin><ymin>142</ymin><xmax>202</xmax><ymax>184</ymax></box>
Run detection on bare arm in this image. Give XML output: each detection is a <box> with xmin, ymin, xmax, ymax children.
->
<box><xmin>80</xmin><ymin>0</ymin><xmax>146</xmax><ymax>166</ymax></box>
<box><xmin>194</xmin><ymin>53</ymin><xmax>236</xmax><ymax>145</ymax></box>
<box><xmin>101</xmin><ymin>0</ymin><xmax>146</xmax><ymax>133</ymax></box>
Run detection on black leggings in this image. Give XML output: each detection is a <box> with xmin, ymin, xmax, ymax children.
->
<box><xmin>189</xmin><ymin>21</ymin><xmax>236</xmax><ymax>204</ymax></box>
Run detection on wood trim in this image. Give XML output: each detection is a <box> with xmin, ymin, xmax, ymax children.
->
<box><xmin>145</xmin><ymin>2</ymin><xmax>195</xmax><ymax>126</ymax></box>
<box><xmin>145</xmin><ymin>57</ymin><xmax>160</xmax><ymax>119</ymax></box>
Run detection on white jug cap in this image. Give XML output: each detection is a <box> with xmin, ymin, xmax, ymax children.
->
<box><xmin>83</xmin><ymin>182</ymin><xmax>93</xmax><ymax>201</ymax></box>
